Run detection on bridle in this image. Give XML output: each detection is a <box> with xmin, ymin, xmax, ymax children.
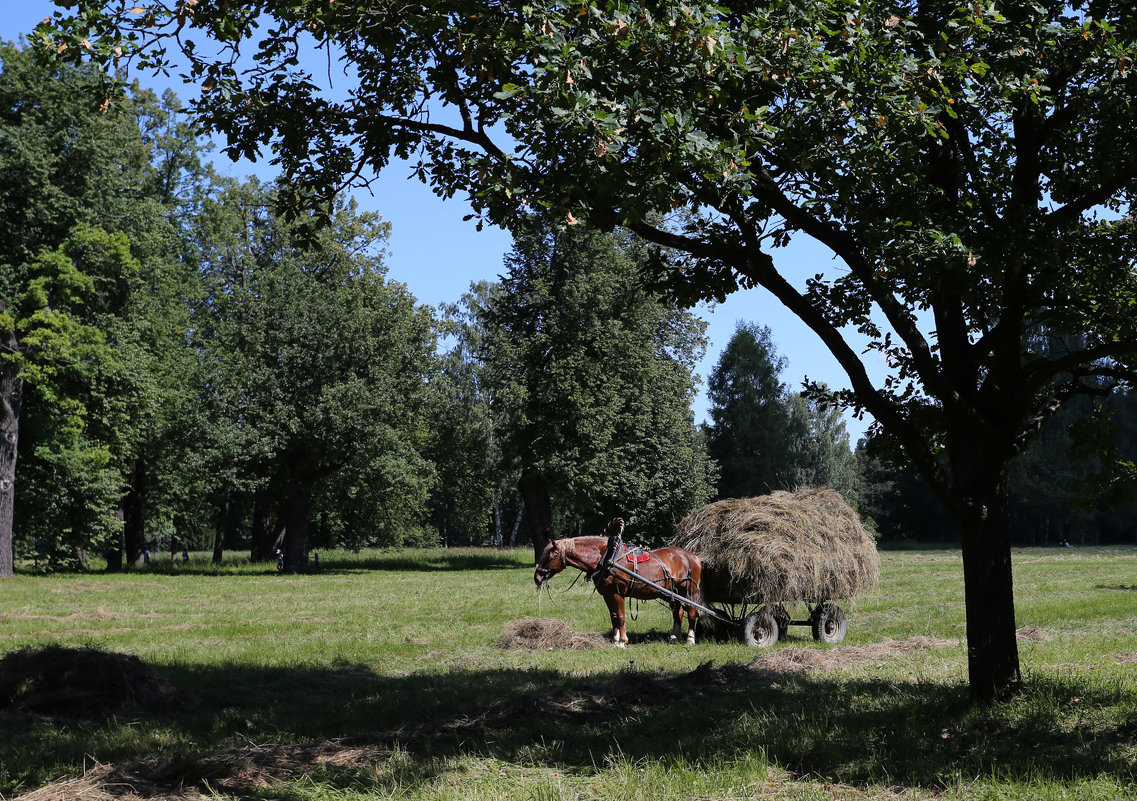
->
<box><xmin>535</xmin><ymin>539</ymin><xmax>564</xmax><ymax>585</ymax></box>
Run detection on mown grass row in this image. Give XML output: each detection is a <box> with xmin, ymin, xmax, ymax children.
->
<box><xmin>1</xmin><ymin>546</ymin><xmax>1135</xmax><ymax>800</ymax></box>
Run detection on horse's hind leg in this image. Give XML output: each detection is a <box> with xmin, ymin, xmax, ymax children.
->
<box><xmin>686</xmin><ymin>603</ymin><xmax>697</xmax><ymax>645</ymax></box>
<box><xmin>669</xmin><ymin>601</ymin><xmax>682</xmax><ymax>643</ymax></box>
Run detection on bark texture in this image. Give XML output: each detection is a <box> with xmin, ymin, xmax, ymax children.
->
<box><xmin>0</xmin><ymin>331</ymin><xmax>22</xmax><ymax>578</ymax></box>
<box><xmin>123</xmin><ymin>458</ymin><xmax>147</xmax><ymax>568</ymax></box>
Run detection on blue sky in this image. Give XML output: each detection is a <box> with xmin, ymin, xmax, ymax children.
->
<box><xmin>4</xmin><ymin>3</ymin><xmax>890</xmax><ymax>443</ymax></box>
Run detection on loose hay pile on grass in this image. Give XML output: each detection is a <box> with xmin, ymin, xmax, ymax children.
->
<box><xmin>497</xmin><ymin>618</ymin><xmax>608</xmax><ymax>651</ymax></box>
<box><xmin>749</xmin><ymin>636</ymin><xmax>959</xmax><ymax>674</ymax></box>
<box><xmin>0</xmin><ymin>644</ymin><xmax>179</xmax><ymax>719</ymax></box>
<box><xmin>672</xmin><ymin>488</ymin><xmax>879</xmax><ymax>604</ymax></box>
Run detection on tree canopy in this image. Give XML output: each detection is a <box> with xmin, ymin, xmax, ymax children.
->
<box><xmin>1</xmin><ymin>43</ymin><xmax>197</xmax><ymax>574</ymax></box>
<box><xmin>706</xmin><ymin>322</ymin><xmax>857</xmax><ymax>501</ymax></box>
<box><xmin>451</xmin><ymin>219</ymin><xmax>716</xmax><ymax>554</ymax></box>
<box><xmin>706</xmin><ymin>322</ymin><xmax>797</xmax><ymax>499</ymax></box>
<box><xmin>186</xmin><ymin>178</ymin><xmax>438</xmax><ymax>571</ymax></box>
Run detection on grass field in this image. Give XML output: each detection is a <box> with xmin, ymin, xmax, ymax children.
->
<box><xmin>1</xmin><ymin>545</ymin><xmax>1135</xmax><ymax>800</ymax></box>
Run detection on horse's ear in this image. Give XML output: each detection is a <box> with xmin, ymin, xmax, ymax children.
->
<box><xmin>542</xmin><ymin>526</ymin><xmax>557</xmax><ymax>551</ymax></box>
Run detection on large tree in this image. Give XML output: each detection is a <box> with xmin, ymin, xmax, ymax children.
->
<box><xmin>784</xmin><ymin>388</ymin><xmax>859</xmax><ymax>502</ymax></box>
<box><xmin>187</xmin><ymin>179</ymin><xmax>437</xmax><ymax>571</ymax></box>
<box><xmin>706</xmin><ymin>322</ymin><xmax>799</xmax><ymax>499</ymax></box>
<box><xmin>3</xmin><ymin>227</ymin><xmax>134</xmax><ymax>572</ymax></box>
<box><xmin>41</xmin><ymin>1</ymin><xmax>1137</xmax><ymax>701</ymax></box>
<box><xmin>1</xmin><ymin>43</ymin><xmax>194</xmax><ymax>574</ymax></box>
<box><xmin>456</xmin><ymin>220</ymin><xmax>715</xmax><ymax>557</ymax></box>
<box><xmin>707</xmin><ymin>324</ymin><xmax>857</xmax><ymax>500</ymax></box>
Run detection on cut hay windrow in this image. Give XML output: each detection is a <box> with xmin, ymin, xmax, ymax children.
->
<box><xmin>671</xmin><ymin>488</ymin><xmax>879</xmax><ymax>605</ymax></box>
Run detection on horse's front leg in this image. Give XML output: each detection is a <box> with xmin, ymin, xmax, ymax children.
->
<box><xmin>686</xmin><ymin>603</ymin><xmax>698</xmax><ymax>645</ymax></box>
<box><xmin>669</xmin><ymin>601</ymin><xmax>682</xmax><ymax>643</ymax></box>
<box><xmin>603</xmin><ymin>592</ymin><xmax>627</xmax><ymax>648</ymax></box>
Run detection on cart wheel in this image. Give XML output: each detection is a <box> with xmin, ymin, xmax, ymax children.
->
<box><xmin>742</xmin><ymin>608</ymin><xmax>778</xmax><ymax>648</ymax></box>
<box><xmin>811</xmin><ymin>602</ymin><xmax>846</xmax><ymax>644</ymax></box>
<box><xmin>773</xmin><ymin>604</ymin><xmax>790</xmax><ymax>641</ymax></box>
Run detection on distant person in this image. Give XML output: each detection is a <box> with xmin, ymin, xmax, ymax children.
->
<box><xmin>182</xmin><ymin>549</ymin><xmax>189</xmax><ymax>563</ymax></box>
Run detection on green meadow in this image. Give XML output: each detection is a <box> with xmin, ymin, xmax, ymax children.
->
<box><xmin>1</xmin><ymin>546</ymin><xmax>1135</xmax><ymax>800</ymax></box>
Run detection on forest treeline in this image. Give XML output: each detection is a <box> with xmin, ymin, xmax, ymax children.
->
<box><xmin>2</xmin><ymin>46</ymin><xmax>1135</xmax><ymax>574</ymax></box>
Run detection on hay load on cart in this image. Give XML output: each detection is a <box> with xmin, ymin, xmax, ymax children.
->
<box><xmin>671</xmin><ymin>488</ymin><xmax>879</xmax><ymax>647</ymax></box>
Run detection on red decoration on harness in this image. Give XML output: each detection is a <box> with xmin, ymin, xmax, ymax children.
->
<box><xmin>624</xmin><ymin>551</ymin><xmax>652</xmax><ymax>564</ymax></box>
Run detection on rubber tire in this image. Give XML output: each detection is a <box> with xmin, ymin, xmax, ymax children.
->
<box><xmin>741</xmin><ymin>608</ymin><xmax>779</xmax><ymax>648</ymax></box>
<box><xmin>811</xmin><ymin>602</ymin><xmax>847</xmax><ymax>644</ymax></box>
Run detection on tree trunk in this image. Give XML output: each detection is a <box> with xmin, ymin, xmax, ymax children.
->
<box><xmin>509</xmin><ymin>500</ymin><xmax>525</xmax><ymax>546</ymax></box>
<box><xmin>0</xmin><ymin>344</ymin><xmax>22</xmax><ymax>579</ymax></box>
<box><xmin>956</xmin><ymin>465</ymin><xmax>1022</xmax><ymax>703</ymax></box>
<box><xmin>212</xmin><ymin>488</ymin><xmax>231</xmax><ymax>566</ymax></box>
<box><xmin>106</xmin><ymin>503</ymin><xmax>124</xmax><ymax>572</ymax></box>
<box><xmin>280</xmin><ymin>483</ymin><xmax>311</xmax><ymax>573</ymax></box>
<box><xmin>518</xmin><ymin>474</ymin><xmax>553</xmax><ymax>563</ymax></box>
<box><xmin>123</xmin><ymin>458</ymin><xmax>147</xmax><ymax>568</ymax></box>
<box><xmin>250</xmin><ymin>488</ymin><xmax>280</xmax><ymax>563</ymax></box>
<box><xmin>493</xmin><ymin>496</ymin><xmax>502</xmax><ymax>547</ymax></box>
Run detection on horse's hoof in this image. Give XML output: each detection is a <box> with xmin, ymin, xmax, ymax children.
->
<box><xmin>614</xmin><ymin>641</ymin><xmax>627</xmax><ymax>649</ymax></box>
<box><xmin>668</xmin><ymin>634</ymin><xmax>678</xmax><ymax>645</ymax></box>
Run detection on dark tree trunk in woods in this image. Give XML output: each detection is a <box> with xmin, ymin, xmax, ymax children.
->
<box><xmin>212</xmin><ymin>488</ymin><xmax>231</xmax><ymax>566</ymax></box>
<box><xmin>107</xmin><ymin>504</ymin><xmax>124</xmax><ymax>572</ymax></box>
<box><xmin>0</xmin><ymin>337</ymin><xmax>22</xmax><ymax>578</ymax></box>
<box><xmin>250</xmin><ymin>489</ymin><xmax>282</xmax><ymax>563</ymax></box>
<box><xmin>518</xmin><ymin>474</ymin><xmax>553</xmax><ymax>563</ymax></box>
<box><xmin>123</xmin><ymin>458</ymin><xmax>147</xmax><ymax>568</ymax></box>
<box><xmin>280</xmin><ymin>483</ymin><xmax>311</xmax><ymax>573</ymax></box>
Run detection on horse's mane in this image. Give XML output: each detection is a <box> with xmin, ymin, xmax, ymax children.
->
<box><xmin>558</xmin><ymin>535</ymin><xmax>607</xmax><ymax>550</ymax></box>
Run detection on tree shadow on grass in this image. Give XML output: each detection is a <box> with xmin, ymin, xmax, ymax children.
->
<box><xmin>4</xmin><ymin>656</ymin><xmax>1134</xmax><ymax>798</ymax></box>
<box><xmin>316</xmin><ymin>550</ymin><xmax>530</xmax><ymax>573</ymax></box>
<box><xmin>128</xmin><ymin>549</ymin><xmax>531</xmax><ymax>578</ymax></box>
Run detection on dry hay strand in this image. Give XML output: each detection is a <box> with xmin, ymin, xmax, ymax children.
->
<box><xmin>496</xmin><ymin>617</ymin><xmax>608</xmax><ymax>651</ymax></box>
<box><xmin>13</xmin><ymin>767</ymin><xmax>124</xmax><ymax>801</ymax></box>
<box><xmin>1016</xmin><ymin>626</ymin><xmax>1051</xmax><ymax>643</ymax></box>
<box><xmin>672</xmin><ymin>488</ymin><xmax>879</xmax><ymax>604</ymax></box>
<box><xmin>15</xmin><ymin>740</ymin><xmax>394</xmax><ymax>801</ymax></box>
<box><xmin>0</xmin><ymin>644</ymin><xmax>179</xmax><ymax>720</ymax></box>
<box><xmin>748</xmin><ymin>636</ymin><xmax>959</xmax><ymax>675</ymax></box>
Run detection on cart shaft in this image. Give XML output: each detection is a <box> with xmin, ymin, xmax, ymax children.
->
<box><xmin>606</xmin><ymin>561</ymin><xmax>733</xmax><ymax>624</ymax></box>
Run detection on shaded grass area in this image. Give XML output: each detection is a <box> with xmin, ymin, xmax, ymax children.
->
<box><xmin>2</xmin><ymin>546</ymin><xmax>1135</xmax><ymax>800</ymax></box>
<box><xmin>4</xmin><ymin>660</ymin><xmax>1134</xmax><ymax>798</ymax></box>
<box><xmin>26</xmin><ymin>547</ymin><xmax>529</xmax><ymax>577</ymax></box>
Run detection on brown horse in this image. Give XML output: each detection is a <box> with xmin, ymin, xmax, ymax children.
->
<box><xmin>533</xmin><ymin>521</ymin><xmax>704</xmax><ymax>647</ymax></box>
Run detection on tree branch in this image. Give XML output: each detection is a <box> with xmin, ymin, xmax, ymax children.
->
<box><xmin>370</xmin><ymin>112</ymin><xmax>506</xmax><ymax>160</ymax></box>
<box><xmin>747</xmin><ymin>167</ymin><xmax>949</xmax><ymax>402</ymax></box>
<box><xmin>1046</xmin><ymin>170</ymin><xmax>1137</xmax><ymax>226</ymax></box>
<box><xmin>1020</xmin><ymin>338</ymin><xmax>1137</xmax><ymax>398</ymax></box>
<box><xmin>631</xmin><ymin>213</ymin><xmax>954</xmax><ymax>504</ymax></box>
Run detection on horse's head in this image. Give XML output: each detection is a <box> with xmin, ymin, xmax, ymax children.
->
<box><xmin>534</xmin><ymin>537</ymin><xmax>566</xmax><ymax>587</ymax></box>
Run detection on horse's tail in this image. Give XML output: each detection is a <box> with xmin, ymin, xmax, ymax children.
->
<box><xmin>690</xmin><ymin>552</ymin><xmax>706</xmax><ymax>606</ymax></box>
